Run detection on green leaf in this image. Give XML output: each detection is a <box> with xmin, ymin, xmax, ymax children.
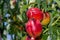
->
<box><xmin>42</xmin><ymin>34</ymin><xmax>48</xmax><ymax>40</ymax></box>
<box><xmin>22</xmin><ymin>5</ymin><xmax>28</xmax><ymax>11</ymax></box>
<box><xmin>54</xmin><ymin>0</ymin><xmax>60</xmax><ymax>7</ymax></box>
<box><xmin>36</xmin><ymin>0</ymin><xmax>41</xmax><ymax>8</ymax></box>
<box><xmin>22</xmin><ymin>13</ymin><xmax>28</xmax><ymax>23</ymax></box>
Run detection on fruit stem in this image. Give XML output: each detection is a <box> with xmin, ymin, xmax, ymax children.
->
<box><xmin>31</xmin><ymin>37</ymin><xmax>35</xmax><ymax>40</ymax></box>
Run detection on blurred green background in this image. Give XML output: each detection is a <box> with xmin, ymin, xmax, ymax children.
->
<box><xmin>0</xmin><ymin>0</ymin><xmax>60</xmax><ymax>40</ymax></box>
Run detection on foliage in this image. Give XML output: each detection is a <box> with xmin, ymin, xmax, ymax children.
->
<box><xmin>0</xmin><ymin>0</ymin><xmax>60</xmax><ymax>40</ymax></box>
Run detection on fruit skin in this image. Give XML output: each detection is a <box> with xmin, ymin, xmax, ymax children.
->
<box><xmin>26</xmin><ymin>36</ymin><xmax>31</xmax><ymax>40</ymax></box>
<box><xmin>25</xmin><ymin>19</ymin><xmax>42</xmax><ymax>38</ymax></box>
<box><xmin>26</xmin><ymin>8</ymin><xmax>43</xmax><ymax>21</ymax></box>
<box><xmin>41</xmin><ymin>12</ymin><xmax>50</xmax><ymax>25</ymax></box>
<box><xmin>22</xmin><ymin>36</ymin><xmax>41</xmax><ymax>40</ymax></box>
<box><xmin>35</xmin><ymin>37</ymin><xmax>41</xmax><ymax>40</ymax></box>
